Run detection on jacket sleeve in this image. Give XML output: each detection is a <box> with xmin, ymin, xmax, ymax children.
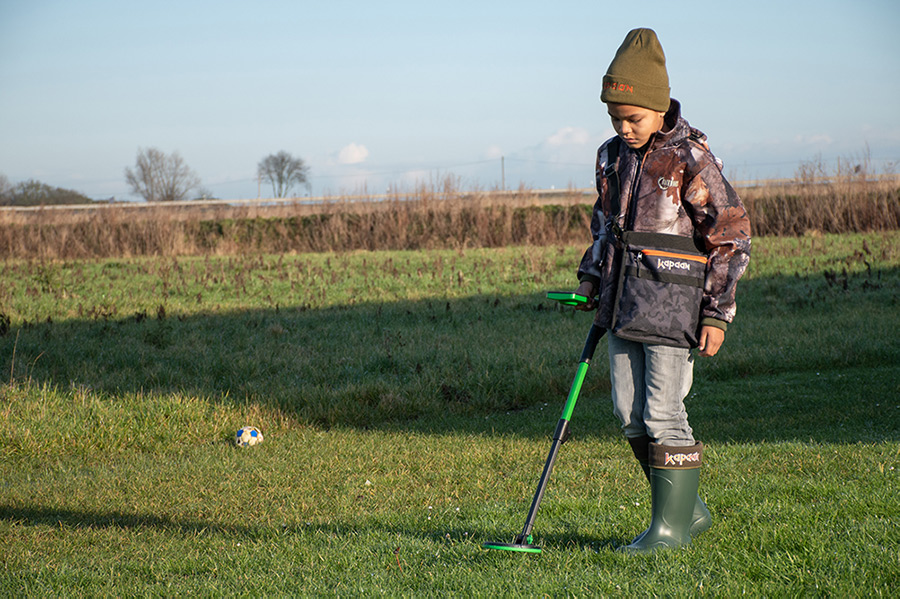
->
<box><xmin>577</xmin><ymin>142</ymin><xmax>615</xmax><ymax>288</ymax></box>
<box><xmin>683</xmin><ymin>146</ymin><xmax>751</xmax><ymax>324</ymax></box>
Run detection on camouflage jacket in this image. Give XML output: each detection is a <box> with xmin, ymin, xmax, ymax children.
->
<box><xmin>578</xmin><ymin>100</ymin><xmax>751</xmax><ymax>330</ymax></box>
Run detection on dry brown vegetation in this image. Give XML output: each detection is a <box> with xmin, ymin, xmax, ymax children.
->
<box><xmin>739</xmin><ymin>170</ymin><xmax>900</xmax><ymax>237</ymax></box>
<box><xmin>1</xmin><ymin>175</ymin><xmax>897</xmax><ymax>260</ymax></box>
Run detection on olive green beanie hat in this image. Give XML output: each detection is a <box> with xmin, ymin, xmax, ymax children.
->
<box><xmin>600</xmin><ymin>28</ymin><xmax>670</xmax><ymax>112</ymax></box>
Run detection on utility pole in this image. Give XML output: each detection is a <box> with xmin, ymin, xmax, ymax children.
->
<box><xmin>501</xmin><ymin>156</ymin><xmax>505</xmax><ymax>191</ymax></box>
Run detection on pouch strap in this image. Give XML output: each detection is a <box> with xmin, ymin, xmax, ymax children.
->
<box><xmin>620</xmin><ymin>231</ymin><xmax>704</xmax><ymax>255</ymax></box>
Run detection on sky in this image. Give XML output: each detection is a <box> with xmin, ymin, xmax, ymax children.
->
<box><xmin>1</xmin><ymin>0</ymin><xmax>899</xmax><ymax>200</ymax></box>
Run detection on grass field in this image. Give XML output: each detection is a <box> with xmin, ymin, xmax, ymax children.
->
<box><xmin>1</xmin><ymin>232</ymin><xmax>898</xmax><ymax>596</ymax></box>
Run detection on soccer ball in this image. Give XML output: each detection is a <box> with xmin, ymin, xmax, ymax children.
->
<box><xmin>235</xmin><ymin>426</ymin><xmax>263</xmax><ymax>447</ymax></box>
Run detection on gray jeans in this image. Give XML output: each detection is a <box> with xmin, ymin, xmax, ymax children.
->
<box><xmin>608</xmin><ymin>333</ymin><xmax>696</xmax><ymax>447</ymax></box>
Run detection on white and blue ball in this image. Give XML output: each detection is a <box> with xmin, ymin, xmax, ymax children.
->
<box><xmin>235</xmin><ymin>425</ymin><xmax>263</xmax><ymax>447</ymax></box>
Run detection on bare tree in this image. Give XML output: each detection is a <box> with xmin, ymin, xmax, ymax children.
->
<box><xmin>0</xmin><ymin>173</ymin><xmax>12</xmax><ymax>203</ymax></box>
<box><xmin>257</xmin><ymin>151</ymin><xmax>309</xmax><ymax>198</ymax></box>
<box><xmin>125</xmin><ymin>148</ymin><xmax>203</xmax><ymax>202</ymax></box>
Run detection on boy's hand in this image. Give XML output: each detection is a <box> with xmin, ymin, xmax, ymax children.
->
<box><xmin>574</xmin><ymin>281</ymin><xmax>596</xmax><ymax>311</ymax></box>
<box><xmin>697</xmin><ymin>326</ymin><xmax>725</xmax><ymax>357</ymax></box>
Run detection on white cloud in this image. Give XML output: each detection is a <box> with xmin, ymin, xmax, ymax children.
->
<box><xmin>793</xmin><ymin>134</ymin><xmax>833</xmax><ymax>147</ymax></box>
<box><xmin>546</xmin><ymin>126</ymin><xmax>591</xmax><ymax>147</ymax></box>
<box><xmin>337</xmin><ymin>142</ymin><xmax>369</xmax><ymax>164</ymax></box>
<box><xmin>484</xmin><ymin>145</ymin><xmax>504</xmax><ymax>160</ymax></box>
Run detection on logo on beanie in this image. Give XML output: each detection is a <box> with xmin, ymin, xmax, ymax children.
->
<box><xmin>603</xmin><ymin>80</ymin><xmax>634</xmax><ymax>94</ymax></box>
<box><xmin>664</xmin><ymin>450</ymin><xmax>700</xmax><ymax>467</ymax></box>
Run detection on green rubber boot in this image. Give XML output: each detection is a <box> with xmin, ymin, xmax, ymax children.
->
<box><xmin>619</xmin><ymin>442</ymin><xmax>704</xmax><ymax>553</ymax></box>
<box><xmin>627</xmin><ymin>436</ymin><xmax>711</xmax><ymax>542</ymax></box>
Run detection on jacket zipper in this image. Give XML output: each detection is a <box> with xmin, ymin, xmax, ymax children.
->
<box><xmin>610</xmin><ymin>138</ymin><xmax>655</xmax><ymax>328</ymax></box>
<box><xmin>623</xmin><ymin>134</ymin><xmax>656</xmax><ymax>232</ymax></box>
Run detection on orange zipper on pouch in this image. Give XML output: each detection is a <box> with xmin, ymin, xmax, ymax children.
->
<box><xmin>640</xmin><ymin>249</ymin><xmax>707</xmax><ymax>264</ymax></box>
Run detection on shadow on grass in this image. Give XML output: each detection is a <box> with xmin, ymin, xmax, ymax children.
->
<box><xmin>1</xmin><ymin>266</ymin><xmax>898</xmax><ymax>444</ymax></box>
<box><xmin>0</xmin><ymin>504</ymin><xmax>264</xmax><ymax>538</ymax></box>
<box><xmin>0</xmin><ymin>503</ymin><xmax>629</xmax><ymax>555</ymax></box>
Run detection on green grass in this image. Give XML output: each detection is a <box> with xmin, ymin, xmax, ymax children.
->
<box><xmin>1</xmin><ymin>232</ymin><xmax>898</xmax><ymax>596</ymax></box>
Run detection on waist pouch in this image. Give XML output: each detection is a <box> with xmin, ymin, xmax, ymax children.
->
<box><xmin>611</xmin><ymin>231</ymin><xmax>708</xmax><ymax>348</ymax></box>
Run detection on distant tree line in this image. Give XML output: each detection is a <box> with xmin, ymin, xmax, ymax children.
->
<box><xmin>1</xmin><ymin>148</ymin><xmax>310</xmax><ymax>206</ymax></box>
<box><xmin>0</xmin><ymin>174</ymin><xmax>94</xmax><ymax>206</ymax></box>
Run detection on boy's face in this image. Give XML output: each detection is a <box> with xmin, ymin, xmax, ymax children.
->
<box><xmin>607</xmin><ymin>103</ymin><xmax>666</xmax><ymax>149</ymax></box>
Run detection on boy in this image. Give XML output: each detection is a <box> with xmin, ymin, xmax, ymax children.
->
<box><xmin>574</xmin><ymin>28</ymin><xmax>751</xmax><ymax>553</ymax></box>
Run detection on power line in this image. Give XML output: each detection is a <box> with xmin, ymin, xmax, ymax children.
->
<box><xmin>311</xmin><ymin>159</ymin><xmax>499</xmax><ymax>180</ymax></box>
<box><xmin>503</xmin><ymin>157</ymin><xmax>591</xmax><ymax>167</ymax></box>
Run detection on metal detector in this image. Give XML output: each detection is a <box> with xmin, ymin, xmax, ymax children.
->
<box><xmin>483</xmin><ymin>292</ymin><xmax>605</xmax><ymax>554</ymax></box>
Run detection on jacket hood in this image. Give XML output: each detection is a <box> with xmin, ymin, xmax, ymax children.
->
<box><xmin>648</xmin><ymin>99</ymin><xmax>696</xmax><ymax>151</ymax></box>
